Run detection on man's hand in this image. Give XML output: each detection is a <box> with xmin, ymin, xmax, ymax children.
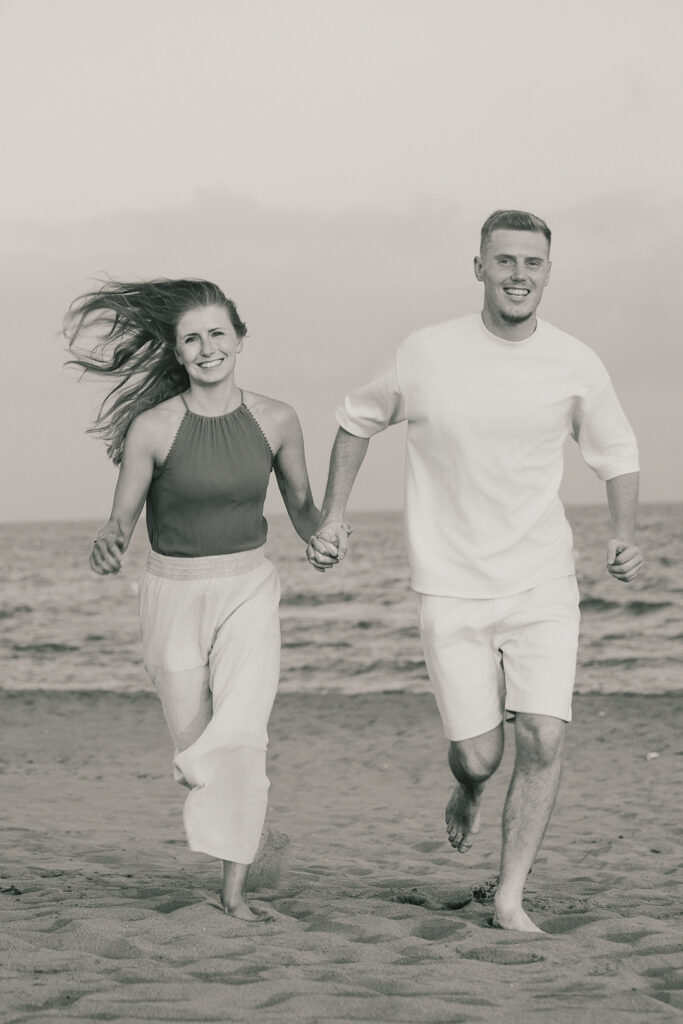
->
<box><xmin>606</xmin><ymin>539</ymin><xmax>643</xmax><ymax>583</ymax></box>
<box><xmin>306</xmin><ymin>523</ymin><xmax>351</xmax><ymax>573</ymax></box>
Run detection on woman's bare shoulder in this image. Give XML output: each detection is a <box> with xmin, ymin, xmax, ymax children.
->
<box><xmin>243</xmin><ymin>391</ymin><xmax>300</xmax><ymax>455</ymax></box>
<box><xmin>244</xmin><ymin>390</ymin><xmax>298</xmax><ymax>425</ymax></box>
<box><xmin>127</xmin><ymin>395</ymin><xmax>186</xmax><ymax>459</ymax></box>
<box><xmin>132</xmin><ymin>395</ymin><xmax>185</xmax><ymax>429</ymax></box>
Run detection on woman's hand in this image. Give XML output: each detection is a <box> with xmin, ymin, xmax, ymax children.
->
<box><xmin>306</xmin><ymin>523</ymin><xmax>351</xmax><ymax>572</ymax></box>
<box><xmin>90</xmin><ymin>524</ymin><xmax>126</xmax><ymax>575</ymax></box>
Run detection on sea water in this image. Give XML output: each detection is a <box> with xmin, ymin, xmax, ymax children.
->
<box><xmin>1</xmin><ymin>506</ymin><xmax>681</xmax><ymax>695</ymax></box>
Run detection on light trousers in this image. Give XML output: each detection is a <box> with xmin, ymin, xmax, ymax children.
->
<box><xmin>138</xmin><ymin>547</ymin><xmax>281</xmax><ymax>864</ymax></box>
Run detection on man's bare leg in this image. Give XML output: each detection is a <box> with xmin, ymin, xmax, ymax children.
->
<box><xmin>445</xmin><ymin>724</ymin><xmax>504</xmax><ymax>852</ymax></box>
<box><xmin>221</xmin><ymin>861</ymin><xmax>274</xmax><ymax>922</ymax></box>
<box><xmin>493</xmin><ymin>712</ymin><xmax>565</xmax><ymax>933</ymax></box>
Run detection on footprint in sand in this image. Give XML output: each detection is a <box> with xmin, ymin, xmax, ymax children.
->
<box><xmin>152</xmin><ymin>894</ymin><xmax>201</xmax><ymax>914</ymax></box>
<box><xmin>600</xmin><ymin>928</ymin><xmax>658</xmax><ymax>944</ymax></box>
<box><xmin>462</xmin><ymin>946</ymin><xmax>545</xmax><ymax>965</ymax></box>
<box><xmin>411</xmin><ymin>918</ymin><xmax>468</xmax><ymax>941</ymax></box>
<box><xmin>392</xmin><ymin>886</ymin><xmax>472</xmax><ymax>912</ymax></box>
<box><xmin>542</xmin><ymin>913</ymin><xmax>606</xmax><ymax>934</ymax></box>
<box><xmin>413</xmin><ymin>840</ymin><xmax>443</xmax><ymax>853</ymax></box>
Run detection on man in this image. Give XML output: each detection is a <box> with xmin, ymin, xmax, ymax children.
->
<box><xmin>307</xmin><ymin>210</ymin><xmax>642</xmax><ymax>933</ymax></box>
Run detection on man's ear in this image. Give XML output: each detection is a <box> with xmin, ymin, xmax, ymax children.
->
<box><xmin>473</xmin><ymin>255</ymin><xmax>484</xmax><ymax>281</ymax></box>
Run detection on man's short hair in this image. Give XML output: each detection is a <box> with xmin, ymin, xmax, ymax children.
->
<box><xmin>480</xmin><ymin>210</ymin><xmax>551</xmax><ymax>253</ymax></box>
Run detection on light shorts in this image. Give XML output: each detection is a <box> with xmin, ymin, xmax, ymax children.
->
<box><xmin>417</xmin><ymin>575</ymin><xmax>581</xmax><ymax>742</ymax></box>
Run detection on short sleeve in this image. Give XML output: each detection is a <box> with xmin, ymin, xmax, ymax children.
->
<box><xmin>572</xmin><ymin>363</ymin><xmax>639</xmax><ymax>480</ymax></box>
<box><xmin>336</xmin><ymin>357</ymin><xmax>407</xmax><ymax>438</ymax></box>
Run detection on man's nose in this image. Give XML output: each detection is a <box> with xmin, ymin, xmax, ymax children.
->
<box><xmin>509</xmin><ymin>263</ymin><xmax>526</xmax><ymax>281</ymax></box>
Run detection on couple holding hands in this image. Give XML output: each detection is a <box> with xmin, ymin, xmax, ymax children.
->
<box><xmin>71</xmin><ymin>210</ymin><xmax>642</xmax><ymax>933</ymax></box>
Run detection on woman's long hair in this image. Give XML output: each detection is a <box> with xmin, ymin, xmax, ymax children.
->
<box><xmin>65</xmin><ymin>279</ymin><xmax>247</xmax><ymax>463</ymax></box>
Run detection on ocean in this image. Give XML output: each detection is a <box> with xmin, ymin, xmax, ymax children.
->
<box><xmin>1</xmin><ymin>506</ymin><xmax>681</xmax><ymax>696</ymax></box>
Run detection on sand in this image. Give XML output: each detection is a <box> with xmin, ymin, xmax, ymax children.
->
<box><xmin>1</xmin><ymin>690</ymin><xmax>681</xmax><ymax>1024</ymax></box>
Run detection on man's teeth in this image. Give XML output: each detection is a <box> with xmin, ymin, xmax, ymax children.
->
<box><xmin>199</xmin><ymin>359</ymin><xmax>223</xmax><ymax>368</ymax></box>
<box><xmin>504</xmin><ymin>288</ymin><xmax>529</xmax><ymax>296</ymax></box>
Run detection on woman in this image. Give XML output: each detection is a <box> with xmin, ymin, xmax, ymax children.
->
<box><xmin>66</xmin><ymin>278</ymin><xmax>324</xmax><ymax>921</ymax></box>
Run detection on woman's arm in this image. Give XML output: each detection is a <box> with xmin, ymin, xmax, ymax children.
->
<box><xmin>90</xmin><ymin>415</ymin><xmax>156</xmax><ymax>575</ymax></box>
<box><xmin>272</xmin><ymin>405</ymin><xmax>321</xmax><ymax>543</ymax></box>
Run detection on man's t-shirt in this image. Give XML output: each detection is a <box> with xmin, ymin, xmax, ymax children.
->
<box><xmin>336</xmin><ymin>314</ymin><xmax>639</xmax><ymax>598</ymax></box>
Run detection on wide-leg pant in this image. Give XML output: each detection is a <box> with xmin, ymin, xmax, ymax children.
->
<box><xmin>138</xmin><ymin>547</ymin><xmax>281</xmax><ymax>865</ymax></box>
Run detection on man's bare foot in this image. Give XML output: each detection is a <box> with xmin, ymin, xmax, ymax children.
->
<box><xmin>221</xmin><ymin>897</ymin><xmax>275</xmax><ymax>923</ymax></box>
<box><xmin>445</xmin><ymin>782</ymin><xmax>483</xmax><ymax>852</ymax></box>
<box><xmin>492</xmin><ymin>897</ymin><xmax>543</xmax><ymax>933</ymax></box>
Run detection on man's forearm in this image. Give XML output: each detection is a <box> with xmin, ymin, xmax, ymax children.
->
<box><xmin>320</xmin><ymin>428</ymin><xmax>370</xmax><ymax>524</ymax></box>
<box><xmin>606</xmin><ymin>471</ymin><xmax>639</xmax><ymax>540</ymax></box>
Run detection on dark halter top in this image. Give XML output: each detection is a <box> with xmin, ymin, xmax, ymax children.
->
<box><xmin>145</xmin><ymin>395</ymin><xmax>273</xmax><ymax>557</ymax></box>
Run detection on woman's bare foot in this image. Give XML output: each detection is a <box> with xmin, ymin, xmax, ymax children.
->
<box><xmin>221</xmin><ymin>897</ymin><xmax>275</xmax><ymax>923</ymax></box>
<box><xmin>445</xmin><ymin>782</ymin><xmax>483</xmax><ymax>852</ymax></box>
<box><xmin>221</xmin><ymin>859</ymin><xmax>274</xmax><ymax>922</ymax></box>
<box><xmin>492</xmin><ymin>896</ymin><xmax>543</xmax><ymax>933</ymax></box>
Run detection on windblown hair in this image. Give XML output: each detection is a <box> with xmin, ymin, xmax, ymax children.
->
<box><xmin>65</xmin><ymin>279</ymin><xmax>247</xmax><ymax>464</ymax></box>
<box><xmin>480</xmin><ymin>210</ymin><xmax>551</xmax><ymax>253</ymax></box>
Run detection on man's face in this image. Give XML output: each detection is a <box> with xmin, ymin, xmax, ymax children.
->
<box><xmin>474</xmin><ymin>229</ymin><xmax>551</xmax><ymax>326</ymax></box>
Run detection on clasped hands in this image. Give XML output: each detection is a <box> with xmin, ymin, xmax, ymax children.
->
<box><xmin>306</xmin><ymin>522</ymin><xmax>352</xmax><ymax>573</ymax></box>
<box><xmin>606</xmin><ymin>539</ymin><xmax>643</xmax><ymax>583</ymax></box>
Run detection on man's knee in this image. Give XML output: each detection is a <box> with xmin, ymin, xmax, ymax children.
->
<box><xmin>514</xmin><ymin>713</ymin><xmax>565</xmax><ymax>769</ymax></box>
<box><xmin>448</xmin><ymin>727</ymin><xmax>503</xmax><ymax>783</ymax></box>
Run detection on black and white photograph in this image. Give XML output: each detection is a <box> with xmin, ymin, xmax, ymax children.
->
<box><xmin>1</xmin><ymin>1</ymin><xmax>681</xmax><ymax>1021</ymax></box>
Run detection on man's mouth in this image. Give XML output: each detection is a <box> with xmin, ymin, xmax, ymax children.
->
<box><xmin>198</xmin><ymin>358</ymin><xmax>223</xmax><ymax>368</ymax></box>
<box><xmin>503</xmin><ymin>288</ymin><xmax>530</xmax><ymax>298</ymax></box>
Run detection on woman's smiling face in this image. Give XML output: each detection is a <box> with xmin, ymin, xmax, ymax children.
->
<box><xmin>174</xmin><ymin>304</ymin><xmax>243</xmax><ymax>383</ymax></box>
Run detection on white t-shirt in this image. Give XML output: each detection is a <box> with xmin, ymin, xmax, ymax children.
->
<box><xmin>336</xmin><ymin>314</ymin><xmax>640</xmax><ymax>598</ymax></box>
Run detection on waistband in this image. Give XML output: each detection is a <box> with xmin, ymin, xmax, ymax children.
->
<box><xmin>145</xmin><ymin>545</ymin><xmax>266</xmax><ymax>580</ymax></box>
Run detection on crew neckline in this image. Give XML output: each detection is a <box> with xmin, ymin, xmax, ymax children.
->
<box><xmin>478</xmin><ymin>313</ymin><xmax>543</xmax><ymax>347</ymax></box>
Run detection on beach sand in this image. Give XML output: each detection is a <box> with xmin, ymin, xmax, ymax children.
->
<box><xmin>1</xmin><ymin>690</ymin><xmax>681</xmax><ymax>1023</ymax></box>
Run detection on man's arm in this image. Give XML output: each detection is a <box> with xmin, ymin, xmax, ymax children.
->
<box><xmin>605</xmin><ymin>471</ymin><xmax>643</xmax><ymax>583</ymax></box>
<box><xmin>306</xmin><ymin>428</ymin><xmax>369</xmax><ymax>570</ymax></box>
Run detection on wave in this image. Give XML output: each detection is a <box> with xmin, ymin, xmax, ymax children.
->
<box><xmin>580</xmin><ymin>655</ymin><xmax>672</xmax><ymax>669</ymax></box>
<box><xmin>0</xmin><ymin>605</ymin><xmax>32</xmax><ymax>620</ymax></box>
<box><xmin>579</xmin><ymin>597</ymin><xmax>620</xmax><ymax>613</ymax></box>
<box><xmin>579</xmin><ymin>597</ymin><xmax>672</xmax><ymax>616</ymax></box>
<box><xmin>281</xmin><ymin>591</ymin><xmax>356</xmax><ymax>607</ymax></box>
<box><xmin>11</xmin><ymin>642</ymin><xmax>80</xmax><ymax>655</ymax></box>
<box><xmin>288</xmin><ymin>657</ymin><xmax>427</xmax><ymax>677</ymax></box>
<box><xmin>624</xmin><ymin>600</ymin><xmax>672</xmax><ymax>616</ymax></box>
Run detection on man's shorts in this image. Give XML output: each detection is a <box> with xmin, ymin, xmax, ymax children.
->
<box><xmin>417</xmin><ymin>575</ymin><xmax>581</xmax><ymax>742</ymax></box>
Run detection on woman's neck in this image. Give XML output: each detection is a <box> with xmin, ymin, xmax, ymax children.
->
<box><xmin>184</xmin><ymin>379</ymin><xmax>242</xmax><ymax>416</ymax></box>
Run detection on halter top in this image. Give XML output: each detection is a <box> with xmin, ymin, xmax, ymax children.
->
<box><xmin>145</xmin><ymin>400</ymin><xmax>273</xmax><ymax>557</ymax></box>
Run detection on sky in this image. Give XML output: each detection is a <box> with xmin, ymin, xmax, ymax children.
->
<box><xmin>2</xmin><ymin>0</ymin><xmax>682</xmax><ymax>522</ymax></box>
